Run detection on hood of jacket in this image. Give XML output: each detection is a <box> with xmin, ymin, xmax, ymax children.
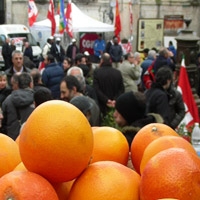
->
<box><xmin>121</xmin><ymin>113</ymin><xmax>164</xmax><ymax>147</ymax></box>
<box><xmin>11</xmin><ymin>88</ymin><xmax>34</xmax><ymax>108</ymax></box>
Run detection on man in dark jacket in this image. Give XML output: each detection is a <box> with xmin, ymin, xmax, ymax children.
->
<box><xmin>2</xmin><ymin>72</ymin><xmax>34</xmax><ymax>140</ymax></box>
<box><xmin>5</xmin><ymin>50</ymin><xmax>31</xmax><ymax>87</ymax></box>
<box><xmin>66</xmin><ymin>38</ymin><xmax>79</xmax><ymax>64</ymax></box>
<box><xmin>23</xmin><ymin>41</ymin><xmax>33</xmax><ymax>61</ymax></box>
<box><xmin>167</xmin><ymin>84</ymin><xmax>185</xmax><ymax>129</ymax></box>
<box><xmin>50</xmin><ymin>37</ymin><xmax>65</xmax><ymax>63</ymax></box>
<box><xmin>153</xmin><ymin>47</ymin><xmax>175</xmax><ymax>73</ymax></box>
<box><xmin>42</xmin><ymin>54</ymin><xmax>64</xmax><ymax>99</ymax></box>
<box><xmin>145</xmin><ymin>67</ymin><xmax>173</xmax><ymax>126</ymax></box>
<box><xmin>109</xmin><ymin>36</ymin><xmax>123</xmax><ymax>68</ymax></box>
<box><xmin>2</xmin><ymin>37</ymin><xmax>12</xmax><ymax>70</ymax></box>
<box><xmin>93</xmin><ymin>53</ymin><xmax>124</xmax><ymax>116</ymax></box>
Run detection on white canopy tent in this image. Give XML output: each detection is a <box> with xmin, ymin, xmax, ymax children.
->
<box><xmin>30</xmin><ymin>3</ymin><xmax>114</xmax><ymax>46</ymax></box>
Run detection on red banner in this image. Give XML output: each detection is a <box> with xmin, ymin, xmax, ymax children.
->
<box><xmin>79</xmin><ymin>33</ymin><xmax>98</xmax><ymax>55</ymax></box>
<box><xmin>114</xmin><ymin>0</ymin><xmax>121</xmax><ymax>37</ymax></box>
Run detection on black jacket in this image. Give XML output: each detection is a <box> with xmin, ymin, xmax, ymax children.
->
<box><xmin>2</xmin><ymin>88</ymin><xmax>34</xmax><ymax>140</ymax></box>
<box><xmin>66</xmin><ymin>44</ymin><xmax>79</xmax><ymax>60</ymax></box>
<box><xmin>2</xmin><ymin>43</ymin><xmax>12</xmax><ymax>69</ymax></box>
<box><xmin>93</xmin><ymin>62</ymin><xmax>124</xmax><ymax>115</ymax></box>
<box><xmin>5</xmin><ymin>66</ymin><xmax>31</xmax><ymax>87</ymax></box>
<box><xmin>167</xmin><ymin>85</ymin><xmax>185</xmax><ymax>129</ymax></box>
<box><xmin>145</xmin><ymin>82</ymin><xmax>171</xmax><ymax>126</ymax></box>
<box><xmin>50</xmin><ymin>43</ymin><xmax>65</xmax><ymax>63</ymax></box>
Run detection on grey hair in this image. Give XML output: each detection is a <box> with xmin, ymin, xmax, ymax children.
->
<box><xmin>133</xmin><ymin>52</ymin><xmax>140</xmax><ymax>59</ymax></box>
<box><xmin>12</xmin><ymin>50</ymin><xmax>23</xmax><ymax>57</ymax></box>
<box><xmin>67</xmin><ymin>66</ymin><xmax>84</xmax><ymax>77</ymax></box>
<box><xmin>148</xmin><ymin>50</ymin><xmax>157</xmax><ymax>59</ymax></box>
<box><xmin>67</xmin><ymin>66</ymin><xmax>85</xmax><ymax>92</ymax></box>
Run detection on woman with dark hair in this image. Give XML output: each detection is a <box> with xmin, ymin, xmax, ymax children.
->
<box><xmin>62</xmin><ymin>57</ymin><xmax>73</xmax><ymax>75</ymax></box>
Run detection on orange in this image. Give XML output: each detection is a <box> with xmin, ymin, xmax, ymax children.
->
<box><xmin>52</xmin><ymin>180</ymin><xmax>74</xmax><ymax>200</ymax></box>
<box><xmin>130</xmin><ymin>123</ymin><xmax>178</xmax><ymax>173</ymax></box>
<box><xmin>140</xmin><ymin>135</ymin><xmax>197</xmax><ymax>173</ymax></box>
<box><xmin>140</xmin><ymin>148</ymin><xmax>200</xmax><ymax>200</ymax></box>
<box><xmin>0</xmin><ymin>133</ymin><xmax>21</xmax><ymax>177</ymax></box>
<box><xmin>0</xmin><ymin>171</ymin><xmax>59</xmax><ymax>199</ymax></box>
<box><xmin>13</xmin><ymin>162</ymin><xmax>27</xmax><ymax>171</ymax></box>
<box><xmin>19</xmin><ymin>100</ymin><xmax>93</xmax><ymax>183</ymax></box>
<box><xmin>91</xmin><ymin>126</ymin><xmax>129</xmax><ymax>165</ymax></box>
<box><xmin>68</xmin><ymin>161</ymin><xmax>141</xmax><ymax>200</ymax></box>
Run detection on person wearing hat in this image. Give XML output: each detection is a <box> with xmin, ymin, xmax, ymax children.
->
<box><xmin>113</xmin><ymin>91</ymin><xmax>163</xmax><ymax>146</ymax></box>
<box><xmin>50</xmin><ymin>37</ymin><xmax>65</xmax><ymax>64</ymax></box>
<box><xmin>66</xmin><ymin>38</ymin><xmax>79</xmax><ymax>64</ymax></box>
<box><xmin>42</xmin><ymin>36</ymin><xmax>54</xmax><ymax>60</ymax></box>
<box><xmin>38</xmin><ymin>36</ymin><xmax>54</xmax><ymax>72</ymax></box>
<box><xmin>70</xmin><ymin>95</ymin><xmax>93</xmax><ymax>124</ymax></box>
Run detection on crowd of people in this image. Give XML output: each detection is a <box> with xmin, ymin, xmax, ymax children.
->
<box><xmin>0</xmin><ymin>35</ymin><xmax>185</xmax><ymax>146</ymax></box>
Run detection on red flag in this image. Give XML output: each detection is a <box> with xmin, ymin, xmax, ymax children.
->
<box><xmin>129</xmin><ymin>0</ymin><xmax>133</xmax><ymax>35</ymax></box>
<box><xmin>47</xmin><ymin>0</ymin><xmax>56</xmax><ymax>36</ymax></box>
<box><xmin>28</xmin><ymin>0</ymin><xmax>38</xmax><ymax>27</ymax></box>
<box><xmin>66</xmin><ymin>0</ymin><xmax>73</xmax><ymax>38</ymax></box>
<box><xmin>177</xmin><ymin>57</ymin><xmax>199</xmax><ymax>127</ymax></box>
<box><xmin>114</xmin><ymin>0</ymin><xmax>121</xmax><ymax>38</ymax></box>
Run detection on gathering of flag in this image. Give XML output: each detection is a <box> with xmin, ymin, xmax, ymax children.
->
<box><xmin>177</xmin><ymin>57</ymin><xmax>200</xmax><ymax>127</ymax></box>
<box><xmin>66</xmin><ymin>0</ymin><xmax>73</xmax><ymax>38</ymax></box>
<box><xmin>58</xmin><ymin>0</ymin><xmax>67</xmax><ymax>34</ymax></box>
<box><xmin>28</xmin><ymin>0</ymin><xmax>38</xmax><ymax>27</ymax></box>
<box><xmin>114</xmin><ymin>0</ymin><xmax>121</xmax><ymax>38</ymax></box>
<box><xmin>47</xmin><ymin>0</ymin><xmax>56</xmax><ymax>36</ymax></box>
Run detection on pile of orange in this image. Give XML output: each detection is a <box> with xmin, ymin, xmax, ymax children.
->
<box><xmin>130</xmin><ymin>123</ymin><xmax>179</xmax><ymax>173</ymax></box>
<box><xmin>129</xmin><ymin>123</ymin><xmax>200</xmax><ymax>200</ymax></box>
<box><xmin>0</xmin><ymin>98</ymin><xmax>200</xmax><ymax>200</ymax></box>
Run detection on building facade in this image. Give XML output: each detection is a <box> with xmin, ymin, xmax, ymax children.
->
<box><xmin>1</xmin><ymin>0</ymin><xmax>200</xmax><ymax>51</ymax></box>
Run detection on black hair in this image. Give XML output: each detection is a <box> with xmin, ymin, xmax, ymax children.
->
<box><xmin>75</xmin><ymin>53</ymin><xmax>84</xmax><ymax>64</ymax></box>
<box><xmin>18</xmin><ymin>72</ymin><xmax>32</xmax><ymax>89</ymax></box>
<box><xmin>63</xmin><ymin>57</ymin><xmax>73</xmax><ymax>67</ymax></box>
<box><xmin>61</xmin><ymin>75</ymin><xmax>81</xmax><ymax>92</ymax></box>
<box><xmin>155</xmin><ymin>67</ymin><xmax>173</xmax><ymax>85</ymax></box>
<box><xmin>34</xmin><ymin>87</ymin><xmax>53</xmax><ymax>107</ymax></box>
<box><xmin>143</xmin><ymin>48</ymin><xmax>149</xmax><ymax>54</ymax></box>
<box><xmin>47</xmin><ymin>54</ymin><xmax>55</xmax><ymax>63</ymax></box>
